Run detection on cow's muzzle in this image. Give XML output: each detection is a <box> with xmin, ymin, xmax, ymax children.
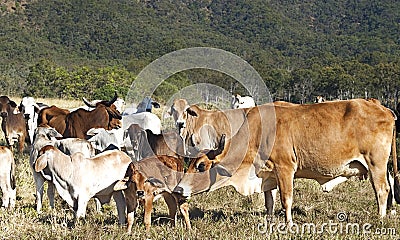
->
<box><xmin>0</xmin><ymin>112</ymin><xmax>7</xmax><ymax>117</ymax></box>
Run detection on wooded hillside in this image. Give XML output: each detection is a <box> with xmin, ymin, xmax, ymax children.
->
<box><xmin>1</xmin><ymin>0</ymin><xmax>399</xmax><ymax>107</ymax></box>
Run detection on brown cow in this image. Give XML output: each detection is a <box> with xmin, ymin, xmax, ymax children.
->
<box><xmin>0</xmin><ymin>96</ymin><xmax>29</xmax><ymax>152</ymax></box>
<box><xmin>118</xmin><ymin>137</ymin><xmax>227</xmax><ymax>232</ymax></box>
<box><xmin>175</xmin><ymin>99</ymin><xmax>399</xmax><ymax>226</ymax></box>
<box><xmin>117</xmin><ymin>156</ymin><xmax>189</xmax><ymax>232</ymax></box>
<box><xmin>63</xmin><ymin>93</ymin><xmax>122</xmax><ymax>139</ymax></box>
<box><xmin>37</xmin><ymin>105</ymin><xmax>70</xmax><ymax>135</ymax></box>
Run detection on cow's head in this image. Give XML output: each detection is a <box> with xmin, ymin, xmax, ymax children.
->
<box><xmin>116</xmin><ymin>163</ymin><xmax>165</xmax><ymax>201</ymax></box>
<box><xmin>167</xmin><ymin>99</ymin><xmax>189</xmax><ymax>128</ymax></box>
<box><xmin>179</xmin><ymin>105</ymin><xmax>223</xmax><ymax>155</ymax></box>
<box><xmin>0</xmin><ymin>96</ymin><xmax>19</xmax><ymax>118</ymax></box>
<box><xmin>83</xmin><ymin>92</ymin><xmax>122</xmax><ymax>129</ymax></box>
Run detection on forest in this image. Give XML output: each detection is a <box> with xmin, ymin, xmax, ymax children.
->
<box><xmin>1</xmin><ymin>0</ymin><xmax>400</xmax><ymax>108</ymax></box>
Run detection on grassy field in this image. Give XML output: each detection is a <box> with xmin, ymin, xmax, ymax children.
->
<box><xmin>0</xmin><ymin>98</ymin><xmax>399</xmax><ymax>239</ymax></box>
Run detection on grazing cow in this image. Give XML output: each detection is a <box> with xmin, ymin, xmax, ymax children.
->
<box><xmin>125</xmin><ymin>124</ymin><xmax>185</xmax><ymax>161</ymax></box>
<box><xmin>86</xmin><ymin>128</ymin><xmax>122</xmax><ymax>153</ymax></box>
<box><xmin>116</xmin><ymin>155</ymin><xmax>189</xmax><ymax>232</ymax></box>
<box><xmin>174</xmin><ymin>99</ymin><xmax>399</xmax><ymax>226</ymax></box>
<box><xmin>0</xmin><ymin>146</ymin><xmax>16</xmax><ymax>208</ymax></box>
<box><xmin>122</xmin><ymin>111</ymin><xmax>161</xmax><ymax>135</ymax></box>
<box><xmin>35</xmin><ymin>146</ymin><xmax>131</xmax><ymax>223</ymax></box>
<box><xmin>231</xmin><ymin>94</ymin><xmax>256</xmax><ymax>109</ymax></box>
<box><xmin>20</xmin><ymin>96</ymin><xmax>48</xmax><ymax>144</ymax></box>
<box><xmin>63</xmin><ymin>93</ymin><xmax>122</xmax><ymax>139</ymax></box>
<box><xmin>166</xmin><ymin>98</ymin><xmax>189</xmax><ymax>128</ymax></box>
<box><xmin>0</xmin><ymin>96</ymin><xmax>29</xmax><ymax>152</ymax></box>
<box><xmin>30</xmin><ymin>127</ymin><xmax>96</xmax><ymax>213</ymax></box>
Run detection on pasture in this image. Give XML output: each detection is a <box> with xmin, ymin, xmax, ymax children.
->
<box><xmin>0</xmin><ymin>98</ymin><xmax>399</xmax><ymax>239</ymax></box>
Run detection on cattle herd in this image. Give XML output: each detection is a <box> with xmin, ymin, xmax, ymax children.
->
<box><xmin>0</xmin><ymin>93</ymin><xmax>399</xmax><ymax>233</ymax></box>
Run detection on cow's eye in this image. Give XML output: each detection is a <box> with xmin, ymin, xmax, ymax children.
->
<box><xmin>197</xmin><ymin>162</ymin><xmax>206</xmax><ymax>172</ymax></box>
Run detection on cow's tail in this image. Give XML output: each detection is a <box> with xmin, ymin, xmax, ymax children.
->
<box><xmin>392</xmin><ymin>123</ymin><xmax>400</xmax><ymax>204</ymax></box>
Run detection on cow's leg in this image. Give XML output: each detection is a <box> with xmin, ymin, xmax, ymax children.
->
<box><xmin>144</xmin><ymin>195</ymin><xmax>154</xmax><ymax>231</ymax></box>
<box><xmin>163</xmin><ymin>193</ymin><xmax>178</xmax><ymax>227</ymax></box>
<box><xmin>47</xmin><ymin>181</ymin><xmax>55</xmax><ymax>209</ymax></box>
<box><xmin>34</xmin><ymin>173</ymin><xmax>45</xmax><ymax>213</ymax></box>
<box><xmin>112</xmin><ymin>191</ymin><xmax>127</xmax><ymax>225</ymax></box>
<box><xmin>276</xmin><ymin>166</ymin><xmax>295</xmax><ymax>226</ymax></box>
<box><xmin>124</xmin><ymin>186</ymin><xmax>138</xmax><ymax>234</ymax></box>
<box><xmin>74</xmin><ymin>196</ymin><xmax>89</xmax><ymax>221</ymax></box>
<box><xmin>264</xmin><ymin>189</ymin><xmax>278</xmax><ymax>215</ymax></box>
<box><xmin>368</xmin><ymin>163</ymin><xmax>390</xmax><ymax>217</ymax></box>
<box><xmin>18</xmin><ymin>135</ymin><xmax>24</xmax><ymax>153</ymax></box>
<box><xmin>179</xmin><ymin>200</ymin><xmax>191</xmax><ymax>229</ymax></box>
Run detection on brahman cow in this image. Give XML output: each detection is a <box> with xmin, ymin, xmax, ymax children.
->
<box><xmin>117</xmin><ymin>155</ymin><xmax>189</xmax><ymax>232</ymax></box>
<box><xmin>125</xmin><ymin>124</ymin><xmax>185</xmax><ymax>161</ymax></box>
<box><xmin>63</xmin><ymin>93</ymin><xmax>122</xmax><ymax>139</ymax></box>
<box><xmin>0</xmin><ymin>146</ymin><xmax>16</xmax><ymax>208</ymax></box>
<box><xmin>30</xmin><ymin>126</ymin><xmax>96</xmax><ymax>213</ymax></box>
<box><xmin>35</xmin><ymin>146</ymin><xmax>131</xmax><ymax>223</ymax></box>
<box><xmin>167</xmin><ymin>98</ymin><xmax>189</xmax><ymax>128</ymax></box>
<box><xmin>0</xmin><ymin>96</ymin><xmax>29</xmax><ymax>152</ymax></box>
<box><xmin>175</xmin><ymin>99</ymin><xmax>399</xmax><ymax>226</ymax></box>
<box><xmin>231</xmin><ymin>94</ymin><xmax>256</xmax><ymax>109</ymax></box>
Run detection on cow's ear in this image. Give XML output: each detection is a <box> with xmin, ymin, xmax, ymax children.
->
<box><xmin>186</xmin><ymin>107</ymin><xmax>198</xmax><ymax>117</ymax></box>
<box><xmin>35</xmin><ymin>154</ymin><xmax>48</xmax><ymax>172</ymax></box>
<box><xmin>146</xmin><ymin>177</ymin><xmax>165</xmax><ymax>188</ymax></box>
<box><xmin>215</xmin><ymin>165</ymin><xmax>232</xmax><ymax>177</ymax></box>
<box><xmin>9</xmin><ymin>101</ymin><xmax>17</xmax><ymax>108</ymax></box>
<box><xmin>151</xmin><ymin>101</ymin><xmax>160</xmax><ymax>108</ymax></box>
<box><xmin>114</xmin><ymin>177</ymin><xmax>130</xmax><ymax>191</ymax></box>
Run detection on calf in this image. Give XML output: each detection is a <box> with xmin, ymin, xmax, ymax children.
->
<box><xmin>0</xmin><ymin>146</ymin><xmax>16</xmax><ymax>208</ymax></box>
<box><xmin>0</xmin><ymin>96</ymin><xmax>29</xmax><ymax>152</ymax></box>
<box><xmin>35</xmin><ymin>146</ymin><xmax>131</xmax><ymax>223</ymax></box>
<box><xmin>117</xmin><ymin>155</ymin><xmax>189</xmax><ymax>232</ymax></box>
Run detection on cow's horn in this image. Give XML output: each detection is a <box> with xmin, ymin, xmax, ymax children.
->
<box><xmin>106</xmin><ymin>92</ymin><xmax>118</xmax><ymax>106</ymax></box>
<box><xmin>83</xmin><ymin>97</ymin><xmax>97</xmax><ymax>108</ymax></box>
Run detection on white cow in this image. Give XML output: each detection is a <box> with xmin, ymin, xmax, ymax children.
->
<box><xmin>30</xmin><ymin>127</ymin><xmax>95</xmax><ymax>213</ymax></box>
<box><xmin>231</xmin><ymin>94</ymin><xmax>256</xmax><ymax>109</ymax></box>
<box><xmin>20</xmin><ymin>97</ymin><xmax>48</xmax><ymax>144</ymax></box>
<box><xmin>35</xmin><ymin>146</ymin><xmax>131</xmax><ymax>223</ymax></box>
<box><xmin>122</xmin><ymin>112</ymin><xmax>161</xmax><ymax>135</ymax></box>
<box><xmin>0</xmin><ymin>146</ymin><xmax>16</xmax><ymax>209</ymax></box>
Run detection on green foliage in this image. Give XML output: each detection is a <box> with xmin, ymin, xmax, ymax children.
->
<box><xmin>1</xmin><ymin>0</ymin><xmax>400</xmax><ymax>104</ymax></box>
<box><xmin>24</xmin><ymin>60</ymin><xmax>133</xmax><ymax>100</ymax></box>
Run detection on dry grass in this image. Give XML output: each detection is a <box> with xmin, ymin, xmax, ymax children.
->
<box><xmin>0</xmin><ymin>98</ymin><xmax>399</xmax><ymax>239</ymax></box>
